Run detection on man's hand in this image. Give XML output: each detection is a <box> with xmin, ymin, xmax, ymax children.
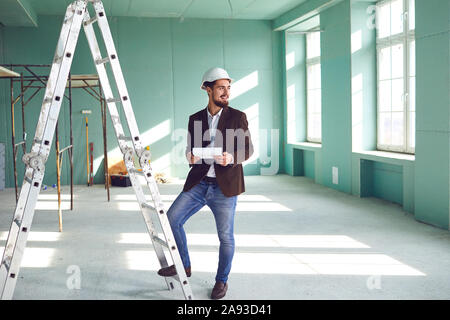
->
<box><xmin>214</xmin><ymin>152</ymin><xmax>233</xmax><ymax>166</ymax></box>
<box><xmin>186</xmin><ymin>152</ymin><xmax>201</xmax><ymax>164</ymax></box>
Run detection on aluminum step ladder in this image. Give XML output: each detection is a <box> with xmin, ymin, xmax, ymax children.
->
<box><xmin>0</xmin><ymin>0</ymin><xmax>193</xmax><ymax>300</ymax></box>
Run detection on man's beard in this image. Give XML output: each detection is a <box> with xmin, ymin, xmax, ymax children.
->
<box><xmin>213</xmin><ymin>96</ymin><xmax>229</xmax><ymax>108</ymax></box>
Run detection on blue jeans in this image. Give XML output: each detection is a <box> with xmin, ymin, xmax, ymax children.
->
<box><xmin>167</xmin><ymin>180</ymin><xmax>237</xmax><ymax>283</ymax></box>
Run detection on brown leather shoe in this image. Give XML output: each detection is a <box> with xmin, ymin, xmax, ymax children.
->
<box><xmin>211</xmin><ymin>281</ymin><xmax>228</xmax><ymax>300</ymax></box>
<box><xmin>157</xmin><ymin>265</ymin><xmax>191</xmax><ymax>277</ymax></box>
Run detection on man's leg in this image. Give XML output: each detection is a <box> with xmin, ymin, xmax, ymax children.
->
<box><xmin>166</xmin><ymin>181</ymin><xmax>207</xmax><ymax>269</ymax></box>
<box><xmin>206</xmin><ymin>184</ymin><xmax>238</xmax><ymax>284</ymax></box>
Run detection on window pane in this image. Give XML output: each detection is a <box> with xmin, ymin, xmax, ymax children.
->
<box><xmin>391</xmin><ymin>112</ymin><xmax>404</xmax><ymax>146</ymax></box>
<box><xmin>314</xmin><ymin>90</ymin><xmax>322</xmax><ymax>114</ymax></box>
<box><xmin>307</xmin><ymin>90</ymin><xmax>315</xmax><ymax>113</ymax></box>
<box><xmin>409</xmin><ymin>111</ymin><xmax>415</xmax><ymax>149</ymax></box>
<box><xmin>379</xmin><ymin>112</ymin><xmax>392</xmax><ymax>145</ymax></box>
<box><xmin>307</xmin><ymin>65</ymin><xmax>314</xmax><ymax>90</ymax></box>
<box><xmin>308</xmin><ymin>89</ymin><xmax>322</xmax><ymax>114</ymax></box>
<box><xmin>409</xmin><ymin>40</ymin><xmax>415</xmax><ymax>77</ymax></box>
<box><xmin>409</xmin><ymin>0</ymin><xmax>415</xmax><ymax>30</ymax></box>
<box><xmin>307</xmin><ymin>63</ymin><xmax>321</xmax><ymax>90</ymax></box>
<box><xmin>391</xmin><ymin>43</ymin><xmax>404</xmax><ymax>79</ymax></box>
<box><xmin>409</xmin><ymin>77</ymin><xmax>415</xmax><ymax>112</ymax></box>
<box><xmin>379</xmin><ymin>80</ymin><xmax>391</xmax><ymax>112</ymax></box>
<box><xmin>391</xmin><ymin>0</ymin><xmax>404</xmax><ymax>36</ymax></box>
<box><xmin>306</xmin><ymin>32</ymin><xmax>321</xmax><ymax>59</ymax></box>
<box><xmin>377</xmin><ymin>2</ymin><xmax>390</xmax><ymax>38</ymax></box>
<box><xmin>379</xmin><ymin>47</ymin><xmax>391</xmax><ymax>80</ymax></box>
<box><xmin>315</xmin><ymin>64</ymin><xmax>321</xmax><ymax>89</ymax></box>
<box><xmin>313</xmin><ymin>114</ymin><xmax>321</xmax><ymax>140</ymax></box>
<box><xmin>391</xmin><ymin>78</ymin><xmax>404</xmax><ymax>111</ymax></box>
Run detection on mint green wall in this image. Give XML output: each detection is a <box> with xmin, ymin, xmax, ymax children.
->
<box><xmin>303</xmin><ymin>149</ymin><xmax>315</xmax><ymax>179</ymax></box>
<box><xmin>0</xmin><ymin>15</ymin><xmax>283</xmax><ymax>187</ymax></box>
<box><xmin>320</xmin><ymin>0</ymin><xmax>352</xmax><ymax>193</ymax></box>
<box><xmin>361</xmin><ymin>160</ymin><xmax>403</xmax><ymax>205</ymax></box>
<box><xmin>414</xmin><ymin>0</ymin><xmax>450</xmax><ymax>229</ymax></box>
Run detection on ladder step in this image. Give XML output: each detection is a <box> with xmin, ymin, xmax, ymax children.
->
<box><xmin>152</xmin><ymin>235</ymin><xmax>168</xmax><ymax>248</ymax></box>
<box><xmin>95</xmin><ymin>56</ymin><xmax>110</xmax><ymax>65</ymax></box>
<box><xmin>13</xmin><ymin>218</ymin><xmax>21</xmax><ymax>227</ymax></box>
<box><xmin>53</xmin><ymin>56</ymin><xmax>63</xmax><ymax>64</ymax></box>
<box><xmin>117</xmin><ymin>134</ymin><xmax>132</xmax><ymax>141</ymax></box>
<box><xmin>141</xmin><ymin>202</ymin><xmax>156</xmax><ymax>211</ymax></box>
<box><xmin>129</xmin><ymin>168</ymin><xmax>144</xmax><ymax>176</ymax></box>
<box><xmin>83</xmin><ymin>16</ymin><xmax>97</xmax><ymax>26</ymax></box>
<box><xmin>106</xmin><ymin>97</ymin><xmax>121</xmax><ymax>103</ymax></box>
<box><xmin>2</xmin><ymin>259</ymin><xmax>10</xmax><ymax>272</ymax></box>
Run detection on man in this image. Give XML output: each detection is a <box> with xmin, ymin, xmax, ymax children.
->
<box><xmin>157</xmin><ymin>67</ymin><xmax>253</xmax><ymax>299</ymax></box>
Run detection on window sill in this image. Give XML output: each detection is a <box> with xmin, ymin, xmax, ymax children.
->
<box><xmin>353</xmin><ymin>150</ymin><xmax>415</xmax><ymax>164</ymax></box>
<box><xmin>289</xmin><ymin>141</ymin><xmax>322</xmax><ymax>151</ymax></box>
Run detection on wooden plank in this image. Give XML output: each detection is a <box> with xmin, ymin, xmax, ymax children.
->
<box><xmin>0</xmin><ymin>66</ymin><xmax>20</xmax><ymax>78</ymax></box>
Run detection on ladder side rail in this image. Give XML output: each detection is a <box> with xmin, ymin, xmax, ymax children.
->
<box><xmin>30</xmin><ymin>2</ymin><xmax>78</xmax><ymax>156</ymax></box>
<box><xmin>91</xmin><ymin>1</ymin><xmax>144</xmax><ymax>156</ymax></box>
<box><xmin>82</xmin><ymin>11</ymin><xmax>177</xmax><ymax>292</ymax></box>
<box><xmin>0</xmin><ymin>0</ymin><xmax>87</xmax><ymax>300</ymax></box>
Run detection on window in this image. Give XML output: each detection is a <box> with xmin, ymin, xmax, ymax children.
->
<box><xmin>306</xmin><ymin>31</ymin><xmax>322</xmax><ymax>143</ymax></box>
<box><xmin>376</xmin><ymin>0</ymin><xmax>415</xmax><ymax>153</ymax></box>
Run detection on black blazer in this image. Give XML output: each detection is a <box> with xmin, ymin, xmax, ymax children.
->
<box><xmin>183</xmin><ymin>105</ymin><xmax>254</xmax><ymax>197</ymax></box>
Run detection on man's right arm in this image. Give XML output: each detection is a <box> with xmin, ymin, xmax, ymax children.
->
<box><xmin>185</xmin><ymin>115</ymin><xmax>200</xmax><ymax>166</ymax></box>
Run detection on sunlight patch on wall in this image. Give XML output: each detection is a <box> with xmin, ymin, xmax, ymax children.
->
<box><xmin>351</xmin><ymin>29</ymin><xmax>362</xmax><ymax>54</ymax></box>
<box><xmin>230</xmin><ymin>71</ymin><xmax>258</xmax><ymax>101</ymax></box>
<box><xmin>94</xmin><ymin>119</ymin><xmax>171</xmax><ymax>177</ymax></box>
<box><xmin>286</xmin><ymin>52</ymin><xmax>295</xmax><ymax>71</ymax></box>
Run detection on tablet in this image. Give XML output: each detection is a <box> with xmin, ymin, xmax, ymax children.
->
<box><xmin>192</xmin><ymin>147</ymin><xmax>222</xmax><ymax>159</ymax></box>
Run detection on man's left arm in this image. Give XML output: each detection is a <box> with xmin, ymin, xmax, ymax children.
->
<box><xmin>231</xmin><ymin>112</ymin><xmax>254</xmax><ymax>165</ymax></box>
<box><xmin>215</xmin><ymin>112</ymin><xmax>254</xmax><ymax>167</ymax></box>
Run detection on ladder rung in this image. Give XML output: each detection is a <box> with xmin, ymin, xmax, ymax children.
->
<box><xmin>170</xmin><ymin>274</ymin><xmax>192</xmax><ymax>291</ymax></box>
<box><xmin>24</xmin><ymin>176</ymin><xmax>33</xmax><ymax>184</ymax></box>
<box><xmin>129</xmin><ymin>168</ymin><xmax>144</xmax><ymax>176</ymax></box>
<box><xmin>2</xmin><ymin>259</ymin><xmax>10</xmax><ymax>272</ymax></box>
<box><xmin>83</xmin><ymin>16</ymin><xmax>97</xmax><ymax>26</ymax></box>
<box><xmin>106</xmin><ymin>97</ymin><xmax>121</xmax><ymax>103</ymax></box>
<box><xmin>13</xmin><ymin>218</ymin><xmax>21</xmax><ymax>227</ymax></box>
<box><xmin>53</xmin><ymin>56</ymin><xmax>63</xmax><ymax>64</ymax></box>
<box><xmin>152</xmin><ymin>235</ymin><xmax>168</xmax><ymax>248</ymax></box>
<box><xmin>95</xmin><ymin>56</ymin><xmax>110</xmax><ymax>65</ymax></box>
<box><xmin>141</xmin><ymin>202</ymin><xmax>155</xmax><ymax>211</ymax></box>
<box><xmin>118</xmin><ymin>135</ymin><xmax>132</xmax><ymax>141</ymax></box>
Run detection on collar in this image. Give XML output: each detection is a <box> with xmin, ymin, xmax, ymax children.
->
<box><xmin>206</xmin><ymin>106</ymin><xmax>223</xmax><ymax>118</ymax></box>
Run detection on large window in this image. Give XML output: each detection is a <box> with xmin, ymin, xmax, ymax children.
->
<box><xmin>306</xmin><ymin>31</ymin><xmax>322</xmax><ymax>143</ymax></box>
<box><xmin>376</xmin><ymin>0</ymin><xmax>415</xmax><ymax>153</ymax></box>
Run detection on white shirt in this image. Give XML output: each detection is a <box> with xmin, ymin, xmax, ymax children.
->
<box><xmin>206</xmin><ymin>107</ymin><xmax>223</xmax><ymax>178</ymax></box>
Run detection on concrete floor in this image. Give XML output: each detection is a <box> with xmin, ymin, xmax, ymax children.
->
<box><xmin>1</xmin><ymin>174</ymin><xmax>449</xmax><ymax>300</ymax></box>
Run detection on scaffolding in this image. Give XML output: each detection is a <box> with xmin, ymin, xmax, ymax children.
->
<box><xmin>0</xmin><ymin>64</ymin><xmax>110</xmax><ymax>231</ymax></box>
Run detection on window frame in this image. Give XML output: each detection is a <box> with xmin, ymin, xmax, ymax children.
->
<box><xmin>305</xmin><ymin>30</ymin><xmax>322</xmax><ymax>144</ymax></box>
<box><xmin>376</xmin><ymin>0</ymin><xmax>415</xmax><ymax>154</ymax></box>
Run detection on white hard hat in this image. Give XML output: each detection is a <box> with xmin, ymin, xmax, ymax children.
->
<box><xmin>201</xmin><ymin>67</ymin><xmax>233</xmax><ymax>90</ymax></box>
